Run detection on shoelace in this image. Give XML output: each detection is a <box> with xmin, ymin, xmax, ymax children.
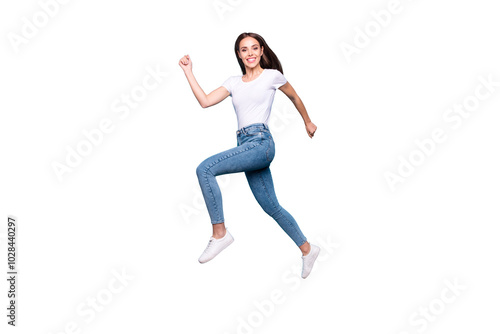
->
<box><xmin>204</xmin><ymin>238</ymin><xmax>215</xmax><ymax>251</ymax></box>
<box><xmin>204</xmin><ymin>232</ymin><xmax>227</xmax><ymax>252</ymax></box>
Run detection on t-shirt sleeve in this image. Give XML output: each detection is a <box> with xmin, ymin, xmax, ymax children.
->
<box><xmin>221</xmin><ymin>76</ymin><xmax>232</xmax><ymax>95</ymax></box>
<box><xmin>271</xmin><ymin>70</ymin><xmax>287</xmax><ymax>89</ymax></box>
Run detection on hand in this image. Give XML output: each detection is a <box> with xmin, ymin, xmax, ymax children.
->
<box><xmin>179</xmin><ymin>54</ymin><xmax>192</xmax><ymax>72</ymax></box>
<box><xmin>305</xmin><ymin>121</ymin><xmax>317</xmax><ymax>138</ymax></box>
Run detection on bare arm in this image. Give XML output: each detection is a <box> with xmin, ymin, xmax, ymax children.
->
<box><xmin>179</xmin><ymin>54</ymin><xmax>230</xmax><ymax>108</ymax></box>
<box><xmin>279</xmin><ymin>81</ymin><xmax>317</xmax><ymax>138</ymax></box>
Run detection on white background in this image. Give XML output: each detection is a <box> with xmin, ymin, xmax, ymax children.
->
<box><xmin>1</xmin><ymin>0</ymin><xmax>499</xmax><ymax>333</ymax></box>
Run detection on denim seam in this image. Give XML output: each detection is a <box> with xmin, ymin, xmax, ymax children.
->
<box><xmin>274</xmin><ymin>208</ymin><xmax>302</xmax><ymax>245</ymax></box>
<box><xmin>200</xmin><ymin>167</ymin><xmax>222</xmax><ymax>223</ymax></box>
<box><xmin>277</xmin><ymin>208</ymin><xmax>307</xmax><ymax>246</ymax></box>
<box><xmin>257</xmin><ymin>169</ymin><xmax>279</xmax><ymax>214</ymax></box>
<box><xmin>258</xmin><ymin>171</ymin><xmax>305</xmax><ymax>246</ymax></box>
<box><xmin>201</xmin><ymin>141</ymin><xmax>261</xmax><ymax>223</ymax></box>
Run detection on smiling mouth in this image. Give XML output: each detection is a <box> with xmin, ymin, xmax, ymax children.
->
<box><xmin>247</xmin><ymin>57</ymin><xmax>256</xmax><ymax>63</ymax></box>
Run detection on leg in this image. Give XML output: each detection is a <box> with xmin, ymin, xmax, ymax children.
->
<box><xmin>212</xmin><ymin>222</ymin><xmax>226</xmax><ymax>239</ymax></box>
<box><xmin>245</xmin><ymin>166</ymin><xmax>309</xmax><ymax>252</ymax></box>
<box><xmin>299</xmin><ymin>240</ymin><xmax>311</xmax><ymax>256</ymax></box>
<box><xmin>196</xmin><ymin>139</ymin><xmax>269</xmax><ymax>235</ymax></box>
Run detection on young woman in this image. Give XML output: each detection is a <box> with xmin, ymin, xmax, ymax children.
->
<box><xmin>179</xmin><ymin>32</ymin><xmax>320</xmax><ymax>278</ymax></box>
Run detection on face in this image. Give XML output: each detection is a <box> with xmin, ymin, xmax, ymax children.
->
<box><xmin>238</xmin><ymin>37</ymin><xmax>263</xmax><ymax>69</ymax></box>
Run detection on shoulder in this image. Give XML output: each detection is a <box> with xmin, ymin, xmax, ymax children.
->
<box><xmin>267</xmin><ymin>68</ymin><xmax>286</xmax><ymax>80</ymax></box>
<box><xmin>222</xmin><ymin>75</ymin><xmax>238</xmax><ymax>84</ymax></box>
<box><xmin>227</xmin><ymin>75</ymin><xmax>242</xmax><ymax>82</ymax></box>
<box><xmin>266</xmin><ymin>68</ymin><xmax>280</xmax><ymax>75</ymax></box>
<box><xmin>266</xmin><ymin>68</ymin><xmax>283</xmax><ymax>73</ymax></box>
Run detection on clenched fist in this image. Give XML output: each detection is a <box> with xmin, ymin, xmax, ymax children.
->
<box><xmin>179</xmin><ymin>54</ymin><xmax>192</xmax><ymax>72</ymax></box>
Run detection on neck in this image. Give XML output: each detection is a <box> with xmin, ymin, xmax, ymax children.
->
<box><xmin>245</xmin><ymin>67</ymin><xmax>264</xmax><ymax>77</ymax></box>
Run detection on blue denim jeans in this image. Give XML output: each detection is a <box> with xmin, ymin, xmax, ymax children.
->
<box><xmin>196</xmin><ymin>123</ymin><xmax>307</xmax><ymax>247</ymax></box>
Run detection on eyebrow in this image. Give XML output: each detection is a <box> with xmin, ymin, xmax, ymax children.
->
<box><xmin>241</xmin><ymin>44</ymin><xmax>259</xmax><ymax>49</ymax></box>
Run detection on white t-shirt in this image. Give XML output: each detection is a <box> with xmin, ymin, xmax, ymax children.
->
<box><xmin>221</xmin><ymin>68</ymin><xmax>287</xmax><ymax>130</ymax></box>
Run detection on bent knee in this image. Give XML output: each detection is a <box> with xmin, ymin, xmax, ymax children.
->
<box><xmin>195</xmin><ymin>163</ymin><xmax>205</xmax><ymax>179</ymax></box>
<box><xmin>196</xmin><ymin>161</ymin><xmax>212</xmax><ymax>179</ymax></box>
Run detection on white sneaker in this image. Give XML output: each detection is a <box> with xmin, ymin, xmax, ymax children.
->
<box><xmin>301</xmin><ymin>244</ymin><xmax>320</xmax><ymax>279</ymax></box>
<box><xmin>198</xmin><ymin>229</ymin><xmax>234</xmax><ymax>264</ymax></box>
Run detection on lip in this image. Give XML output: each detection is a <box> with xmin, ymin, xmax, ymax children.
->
<box><xmin>246</xmin><ymin>57</ymin><xmax>256</xmax><ymax>62</ymax></box>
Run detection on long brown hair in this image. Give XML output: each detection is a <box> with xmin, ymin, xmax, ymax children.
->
<box><xmin>233</xmin><ymin>32</ymin><xmax>284</xmax><ymax>75</ymax></box>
